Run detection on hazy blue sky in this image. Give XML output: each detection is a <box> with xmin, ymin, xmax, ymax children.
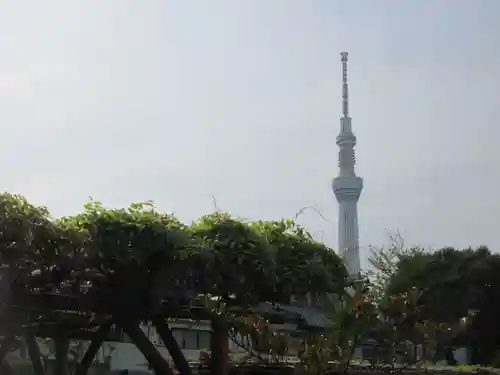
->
<box><xmin>1</xmin><ymin>1</ymin><xmax>499</xmax><ymax>267</ymax></box>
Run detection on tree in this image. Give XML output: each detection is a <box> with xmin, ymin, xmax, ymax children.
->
<box><xmin>60</xmin><ymin>200</ymin><xmax>193</xmax><ymax>375</ymax></box>
<box><xmin>190</xmin><ymin>213</ymin><xmax>275</xmax><ymax>307</ymax></box>
<box><xmin>366</xmin><ymin>232</ymin><xmax>426</xmax><ymax>303</ymax></box>
<box><xmin>0</xmin><ymin>193</ymin><xmax>55</xmax><ymax>269</ymax></box>
<box><xmin>295</xmin><ymin>283</ymin><xmax>450</xmax><ymax>375</ymax></box>
<box><xmin>39</xmin><ymin>338</ymin><xmax>115</xmax><ymax>373</ymax></box>
<box><xmin>252</xmin><ymin>219</ymin><xmax>348</xmax><ymax>303</ymax></box>
<box><xmin>0</xmin><ymin>193</ymin><xmax>350</xmax><ymax>375</ymax></box>
<box><xmin>369</xmin><ymin>288</ymin><xmax>426</xmax><ymax>372</ymax></box>
<box><xmin>189</xmin><ymin>212</ymin><xmax>276</xmax><ymax>375</ymax></box>
<box><xmin>385</xmin><ymin>246</ymin><xmax>500</xmax><ymax>365</ymax></box>
<box><xmin>192</xmin><ymin>217</ymin><xmax>349</xmax><ymax>375</ymax></box>
<box><xmin>0</xmin><ymin>193</ymin><xmax>86</xmax><ymax>375</ymax></box>
<box><xmin>295</xmin><ymin>287</ymin><xmax>388</xmax><ymax>375</ymax></box>
<box><xmin>366</xmin><ymin>237</ymin><xmax>465</xmax><ymax>365</ymax></box>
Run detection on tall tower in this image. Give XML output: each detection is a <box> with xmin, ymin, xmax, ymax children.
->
<box><xmin>332</xmin><ymin>52</ymin><xmax>363</xmax><ymax>276</ymax></box>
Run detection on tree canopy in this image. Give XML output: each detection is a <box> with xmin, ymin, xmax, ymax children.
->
<box><xmin>0</xmin><ymin>192</ymin><xmax>348</xmax><ymax>304</ymax></box>
<box><xmin>6</xmin><ymin>191</ymin><xmax>500</xmax><ymax>373</ymax></box>
<box><xmin>0</xmin><ymin>192</ymin><xmax>349</xmax><ymax>375</ymax></box>
<box><xmin>379</xmin><ymin>245</ymin><xmax>500</xmax><ymax>366</ymax></box>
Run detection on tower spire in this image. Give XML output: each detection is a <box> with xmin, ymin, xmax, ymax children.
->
<box><xmin>341</xmin><ymin>52</ymin><xmax>349</xmax><ymax>117</ymax></box>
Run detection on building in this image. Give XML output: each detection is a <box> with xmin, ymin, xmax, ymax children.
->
<box><xmin>103</xmin><ymin>303</ymin><xmax>328</xmax><ymax>372</ymax></box>
<box><xmin>332</xmin><ymin>52</ymin><xmax>363</xmax><ymax>276</ymax></box>
<box><xmin>1</xmin><ymin>302</ymin><xmax>326</xmax><ymax>373</ymax></box>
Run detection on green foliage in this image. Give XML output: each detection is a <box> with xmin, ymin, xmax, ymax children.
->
<box><xmin>191</xmin><ymin>218</ymin><xmax>349</xmax><ymax>370</ymax></box>
<box><xmin>9</xmin><ymin>192</ymin><xmax>500</xmax><ymax>372</ymax></box>
<box><xmin>0</xmin><ymin>193</ymin><xmax>347</xmax><ymax>317</ymax></box>
<box><xmin>0</xmin><ymin>192</ymin><xmax>57</xmax><ymax>267</ymax></box>
<box><xmin>252</xmin><ymin>219</ymin><xmax>348</xmax><ymax>302</ymax></box>
<box><xmin>229</xmin><ymin>313</ymin><xmax>293</xmax><ymax>362</ymax></box>
<box><xmin>0</xmin><ymin>192</ymin><xmax>351</xmax><ymax>375</ymax></box>
<box><xmin>380</xmin><ymin>244</ymin><xmax>500</xmax><ymax>366</ymax></box>
<box><xmin>60</xmin><ymin>199</ymin><xmax>189</xmax><ymax>266</ymax></box>
<box><xmin>56</xmin><ymin>200</ymin><xmax>194</xmax><ymax>317</ymax></box>
<box><xmin>190</xmin><ymin>213</ymin><xmax>275</xmax><ymax>306</ymax></box>
<box><xmin>367</xmin><ymin>289</ymin><xmax>427</xmax><ymax>371</ymax></box>
<box><xmin>293</xmin><ymin>289</ymin><xmax>379</xmax><ymax>375</ymax></box>
<box><xmin>366</xmin><ymin>232</ymin><xmax>426</xmax><ymax>302</ymax></box>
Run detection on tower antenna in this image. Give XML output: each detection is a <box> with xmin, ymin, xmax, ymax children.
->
<box><xmin>341</xmin><ymin>52</ymin><xmax>349</xmax><ymax>117</ymax></box>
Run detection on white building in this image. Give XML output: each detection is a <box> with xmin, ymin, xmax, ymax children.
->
<box><xmin>6</xmin><ymin>302</ymin><xmax>321</xmax><ymax>374</ymax></box>
<box><xmin>105</xmin><ymin>321</ymin><xmax>212</xmax><ymax>372</ymax></box>
<box><xmin>103</xmin><ymin>304</ymin><xmax>321</xmax><ymax>372</ymax></box>
<box><xmin>6</xmin><ymin>322</ymin><xmax>211</xmax><ymax>374</ymax></box>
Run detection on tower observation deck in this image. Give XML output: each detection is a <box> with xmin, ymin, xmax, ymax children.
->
<box><xmin>332</xmin><ymin>52</ymin><xmax>363</xmax><ymax>276</ymax></box>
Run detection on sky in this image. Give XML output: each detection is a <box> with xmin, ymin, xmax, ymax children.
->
<box><xmin>1</xmin><ymin>0</ymin><xmax>499</xmax><ymax>267</ymax></box>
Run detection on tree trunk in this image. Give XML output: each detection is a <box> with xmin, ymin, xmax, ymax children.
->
<box><xmin>152</xmin><ymin>316</ymin><xmax>192</xmax><ymax>375</ymax></box>
<box><xmin>119</xmin><ymin>321</ymin><xmax>174</xmax><ymax>375</ymax></box>
<box><xmin>53</xmin><ymin>334</ymin><xmax>69</xmax><ymax>375</ymax></box>
<box><xmin>25</xmin><ymin>332</ymin><xmax>46</xmax><ymax>375</ymax></box>
<box><xmin>210</xmin><ymin>316</ymin><xmax>229</xmax><ymax>375</ymax></box>
<box><xmin>75</xmin><ymin>321</ymin><xmax>112</xmax><ymax>375</ymax></box>
<box><xmin>0</xmin><ymin>332</ymin><xmax>14</xmax><ymax>364</ymax></box>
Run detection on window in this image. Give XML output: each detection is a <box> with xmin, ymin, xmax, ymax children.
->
<box><xmin>182</xmin><ymin>330</ymin><xmax>198</xmax><ymax>350</ymax></box>
<box><xmin>171</xmin><ymin>329</ymin><xmax>212</xmax><ymax>350</ymax></box>
<box><xmin>172</xmin><ymin>329</ymin><xmax>183</xmax><ymax>347</ymax></box>
<box><xmin>198</xmin><ymin>330</ymin><xmax>210</xmax><ymax>350</ymax></box>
